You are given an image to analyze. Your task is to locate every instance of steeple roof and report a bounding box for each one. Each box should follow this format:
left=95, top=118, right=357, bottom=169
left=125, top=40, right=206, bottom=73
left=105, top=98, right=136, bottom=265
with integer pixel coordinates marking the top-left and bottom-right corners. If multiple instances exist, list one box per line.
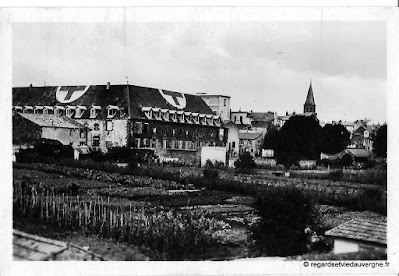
left=304, top=82, right=315, bottom=106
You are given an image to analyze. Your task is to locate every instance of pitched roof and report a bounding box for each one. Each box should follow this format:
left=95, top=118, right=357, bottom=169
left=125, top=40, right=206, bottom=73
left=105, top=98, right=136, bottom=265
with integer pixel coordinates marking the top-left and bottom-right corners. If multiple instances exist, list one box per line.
left=17, top=113, right=87, bottom=129
left=248, top=112, right=275, bottom=121
left=12, top=84, right=214, bottom=120
left=238, top=132, right=263, bottom=140
left=325, top=219, right=386, bottom=245
left=345, top=148, right=372, bottom=158
left=304, top=82, right=315, bottom=106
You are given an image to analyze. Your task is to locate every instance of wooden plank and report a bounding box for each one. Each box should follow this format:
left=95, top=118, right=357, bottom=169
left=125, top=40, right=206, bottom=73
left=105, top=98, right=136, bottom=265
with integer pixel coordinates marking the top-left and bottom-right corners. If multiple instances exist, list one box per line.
left=13, top=238, right=65, bottom=255
left=13, top=230, right=67, bottom=247
left=13, top=244, right=49, bottom=261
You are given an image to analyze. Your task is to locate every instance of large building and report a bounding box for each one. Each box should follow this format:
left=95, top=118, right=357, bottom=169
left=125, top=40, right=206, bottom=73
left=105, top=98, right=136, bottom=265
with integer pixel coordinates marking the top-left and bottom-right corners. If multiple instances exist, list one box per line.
left=196, top=93, right=231, bottom=121
left=12, top=84, right=227, bottom=164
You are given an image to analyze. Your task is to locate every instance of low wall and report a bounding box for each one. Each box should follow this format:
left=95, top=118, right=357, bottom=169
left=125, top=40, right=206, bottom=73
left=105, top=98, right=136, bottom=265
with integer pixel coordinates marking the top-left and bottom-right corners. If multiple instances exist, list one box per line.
left=200, top=146, right=227, bottom=167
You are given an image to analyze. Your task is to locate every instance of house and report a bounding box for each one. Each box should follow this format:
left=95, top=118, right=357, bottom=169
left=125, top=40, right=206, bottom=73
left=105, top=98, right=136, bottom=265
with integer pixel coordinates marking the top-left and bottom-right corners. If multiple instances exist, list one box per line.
left=322, top=148, right=374, bottom=163
left=238, top=131, right=263, bottom=156
left=325, top=219, right=386, bottom=255
left=196, top=93, right=231, bottom=121
left=13, top=83, right=227, bottom=165
left=224, top=121, right=240, bottom=157
left=13, top=113, right=89, bottom=148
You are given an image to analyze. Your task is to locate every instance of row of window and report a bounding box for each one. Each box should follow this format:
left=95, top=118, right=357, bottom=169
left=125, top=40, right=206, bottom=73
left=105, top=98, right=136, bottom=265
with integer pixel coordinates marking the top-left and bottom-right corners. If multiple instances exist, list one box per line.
left=142, top=107, right=222, bottom=127
left=133, top=138, right=217, bottom=150
left=133, top=121, right=222, bottom=138
left=13, top=105, right=122, bottom=119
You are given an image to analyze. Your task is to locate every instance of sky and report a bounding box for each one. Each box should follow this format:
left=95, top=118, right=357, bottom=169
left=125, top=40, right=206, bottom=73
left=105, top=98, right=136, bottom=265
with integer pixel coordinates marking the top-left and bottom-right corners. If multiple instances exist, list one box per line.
left=12, top=20, right=387, bottom=124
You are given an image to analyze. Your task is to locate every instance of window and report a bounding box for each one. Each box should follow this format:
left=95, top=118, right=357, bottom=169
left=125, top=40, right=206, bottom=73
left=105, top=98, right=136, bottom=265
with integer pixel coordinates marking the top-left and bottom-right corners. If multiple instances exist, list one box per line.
left=93, top=136, right=100, bottom=147
left=153, top=127, right=157, bottom=134
left=66, top=108, right=74, bottom=117
left=232, top=142, right=236, bottom=148
left=79, top=141, right=86, bottom=146
left=143, top=123, right=149, bottom=134
left=107, top=106, right=119, bottom=118
left=224, top=99, right=227, bottom=106
left=106, top=121, right=113, bottom=131
left=80, top=129, right=86, bottom=138
left=90, top=108, right=97, bottom=118
left=94, top=123, right=100, bottom=131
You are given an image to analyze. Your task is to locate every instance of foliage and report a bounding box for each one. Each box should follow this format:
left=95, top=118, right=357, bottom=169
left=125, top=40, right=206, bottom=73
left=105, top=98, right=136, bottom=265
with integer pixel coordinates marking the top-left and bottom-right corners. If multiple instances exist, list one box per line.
left=328, top=169, right=344, bottom=181
left=13, top=181, right=224, bottom=260
left=275, top=115, right=322, bottom=166
left=262, top=126, right=280, bottom=150
left=319, top=124, right=351, bottom=155
left=373, top=124, right=387, bottom=158
left=234, top=152, right=256, bottom=173
left=251, top=186, right=321, bottom=256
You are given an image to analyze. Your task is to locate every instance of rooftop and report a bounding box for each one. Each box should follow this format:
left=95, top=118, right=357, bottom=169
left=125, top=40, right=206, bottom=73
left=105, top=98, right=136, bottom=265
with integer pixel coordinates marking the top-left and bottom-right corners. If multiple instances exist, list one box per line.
left=238, top=132, right=263, bottom=140
left=17, top=113, right=87, bottom=129
left=325, top=219, right=386, bottom=245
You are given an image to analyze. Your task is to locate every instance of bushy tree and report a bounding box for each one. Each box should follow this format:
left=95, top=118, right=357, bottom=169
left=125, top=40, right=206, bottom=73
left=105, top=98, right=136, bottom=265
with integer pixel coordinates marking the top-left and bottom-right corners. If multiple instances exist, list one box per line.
left=262, top=126, right=279, bottom=150
left=251, top=187, right=321, bottom=256
left=275, top=115, right=322, bottom=165
left=373, top=124, right=387, bottom=158
left=234, top=152, right=256, bottom=173
left=319, top=124, right=350, bottom=154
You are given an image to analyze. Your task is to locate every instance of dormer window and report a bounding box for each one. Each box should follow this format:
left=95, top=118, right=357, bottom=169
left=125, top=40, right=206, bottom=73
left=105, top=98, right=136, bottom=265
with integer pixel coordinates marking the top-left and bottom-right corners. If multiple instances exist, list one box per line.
left=177, top=111, right=185, bottom=123
left=13, top=106, right=23, bottom=113
left=66, top=106, right=76, bottom=118
left=90, top=106, right=102, bottom=119
left=43, top=106, right=54, bottom=115
left=23, top=106, right=33, bottom=114
left=192, top=113, right=199, bottom=124
left=200, top=114, right=206, bottom=125
left=206, top=115, right=213, bottom=126
left=161, top=109, right=169, bottom=121
left=152, top=108, right=161, bottom=120
left=142, top=107, right=152, bottom=119
left=34, top=106, right=44, bottom=114
left=74, top=105, right=87, bottom=118
left=54, top=106, right=65, bottom=116
left=107, top=105, right=119, bottom=118
left=169, top=110, right=177, bottom=122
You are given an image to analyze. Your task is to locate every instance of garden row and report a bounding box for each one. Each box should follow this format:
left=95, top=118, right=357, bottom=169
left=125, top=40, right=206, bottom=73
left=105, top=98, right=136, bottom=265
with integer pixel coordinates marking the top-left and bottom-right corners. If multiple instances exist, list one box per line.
left=14, top=161, right=386, bottom=215
left=13, top=181, right=228, bottom=260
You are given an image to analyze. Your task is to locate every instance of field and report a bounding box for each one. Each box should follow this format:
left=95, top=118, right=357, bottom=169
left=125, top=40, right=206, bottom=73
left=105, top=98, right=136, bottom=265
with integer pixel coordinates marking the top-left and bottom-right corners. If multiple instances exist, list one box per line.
left=13, top=162, right=386, bottom=260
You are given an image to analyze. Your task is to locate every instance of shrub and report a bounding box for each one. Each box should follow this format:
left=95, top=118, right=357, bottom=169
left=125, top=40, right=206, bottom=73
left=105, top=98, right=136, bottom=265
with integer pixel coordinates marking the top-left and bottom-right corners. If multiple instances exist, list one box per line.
left=328, top=169, right=344, bottom=181
left=234, top=152, right=256, bottom=173
left=251, top=186, right=321, bottom=256
left=203, top=168, right=219, bottom=180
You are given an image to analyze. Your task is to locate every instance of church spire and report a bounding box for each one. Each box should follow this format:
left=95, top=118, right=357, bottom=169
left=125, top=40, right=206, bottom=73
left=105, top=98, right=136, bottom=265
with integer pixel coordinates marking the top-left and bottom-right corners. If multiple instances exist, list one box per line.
left=304, top=81, right=316, bottom=114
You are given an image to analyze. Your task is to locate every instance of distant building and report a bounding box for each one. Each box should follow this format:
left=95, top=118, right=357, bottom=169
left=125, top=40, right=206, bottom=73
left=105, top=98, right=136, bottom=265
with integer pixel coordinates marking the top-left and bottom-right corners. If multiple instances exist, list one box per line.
left=12, top=113, right=88, bottom=148
left=303, top=81, right=316, bottom=115
left=230, top=110, right=277, bottom=134
left=197, top=93, right=231, bottom=121
left=224, top=121, right=240, bottom=157
left=276, top=81, right=317, bottom=128
left=325, top=219, right=386, bottom=255
left=336, top=119, right=381, bottom=151
left=238, top=131, right=263, bottom=156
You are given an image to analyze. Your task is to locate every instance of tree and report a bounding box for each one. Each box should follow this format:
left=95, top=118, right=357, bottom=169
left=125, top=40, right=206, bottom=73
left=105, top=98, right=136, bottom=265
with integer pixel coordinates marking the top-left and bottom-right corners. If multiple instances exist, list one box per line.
left=262, top=126, right=280, bottom=150
left=319, top=124, right=351, bottom=154
left=373, top=124, right=387, bottom=158
left=275, top=115, right=322, bottom=165
left=234, top=152, right=256, bottom=173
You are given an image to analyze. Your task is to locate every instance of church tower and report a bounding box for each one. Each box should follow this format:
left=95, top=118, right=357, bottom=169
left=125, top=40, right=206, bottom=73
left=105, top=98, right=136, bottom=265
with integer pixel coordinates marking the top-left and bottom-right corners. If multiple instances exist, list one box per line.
left=303, top=81, right=316, bottom=114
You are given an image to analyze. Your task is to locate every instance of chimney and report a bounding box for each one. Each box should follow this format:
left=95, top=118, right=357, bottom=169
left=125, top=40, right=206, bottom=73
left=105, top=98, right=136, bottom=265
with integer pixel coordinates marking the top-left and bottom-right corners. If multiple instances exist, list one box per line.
left=286, top=111, right=288, bottom=116
left=29, top=84, right=33, bottom=92
left=106, top=82, right=110, bottom=89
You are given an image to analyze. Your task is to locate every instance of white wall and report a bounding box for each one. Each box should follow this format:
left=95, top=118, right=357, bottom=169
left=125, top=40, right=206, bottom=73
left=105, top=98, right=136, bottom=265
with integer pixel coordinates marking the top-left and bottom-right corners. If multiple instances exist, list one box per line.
left=41, top=127, right=83, bottom=147
left=333, top=239, right=359, bottom=254
left=200, top=146, right=226, bottom=167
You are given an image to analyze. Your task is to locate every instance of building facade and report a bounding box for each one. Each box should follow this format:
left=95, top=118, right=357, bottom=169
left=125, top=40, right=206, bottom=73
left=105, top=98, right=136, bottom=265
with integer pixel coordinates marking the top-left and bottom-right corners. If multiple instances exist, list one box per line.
left=197, top=93, right=231, bottom=121
left=13, top=84, right=227, bottom=164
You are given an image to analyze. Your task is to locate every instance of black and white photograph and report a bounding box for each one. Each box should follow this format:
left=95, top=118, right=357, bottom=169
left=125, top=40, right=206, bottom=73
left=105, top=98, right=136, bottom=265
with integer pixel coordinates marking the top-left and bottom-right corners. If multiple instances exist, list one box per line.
left=2, top=2, right=399, bottom=276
